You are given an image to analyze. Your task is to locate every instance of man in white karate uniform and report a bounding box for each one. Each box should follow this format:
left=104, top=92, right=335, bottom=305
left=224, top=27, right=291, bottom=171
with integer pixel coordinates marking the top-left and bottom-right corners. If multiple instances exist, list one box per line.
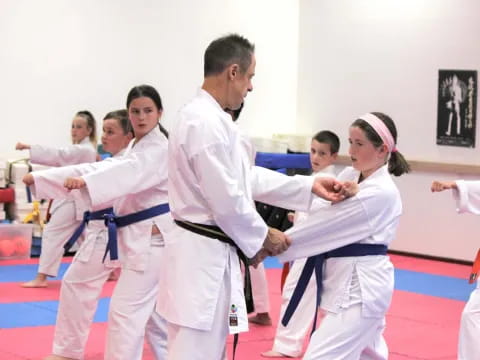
left=157, top=33, right=347, bottom=360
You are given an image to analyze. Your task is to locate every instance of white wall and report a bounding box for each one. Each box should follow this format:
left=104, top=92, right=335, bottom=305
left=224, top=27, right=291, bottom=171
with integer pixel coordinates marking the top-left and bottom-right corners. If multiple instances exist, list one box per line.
left=4, top=0, right=480, bottom=261
left=297, top=0, right=480, bottom=164
left=0, top=0, right=299, bottom=155
left=297, top=0, right=480, bottom=261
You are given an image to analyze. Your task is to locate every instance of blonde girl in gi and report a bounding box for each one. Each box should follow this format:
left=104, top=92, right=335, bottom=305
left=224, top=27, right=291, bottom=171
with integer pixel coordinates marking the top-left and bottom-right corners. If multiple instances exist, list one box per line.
left=16, top=110, right=97, bottom=288
left=276, top=112, right=410, bottom=359
left=25, top=85, right=170, bottom=360
left=431, top=179, right=480, bottom=360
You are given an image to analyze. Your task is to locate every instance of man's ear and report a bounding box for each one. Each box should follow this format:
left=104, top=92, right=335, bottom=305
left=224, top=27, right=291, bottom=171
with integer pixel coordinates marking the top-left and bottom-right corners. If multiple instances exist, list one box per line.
left=229, top=64, right=240, bottom=80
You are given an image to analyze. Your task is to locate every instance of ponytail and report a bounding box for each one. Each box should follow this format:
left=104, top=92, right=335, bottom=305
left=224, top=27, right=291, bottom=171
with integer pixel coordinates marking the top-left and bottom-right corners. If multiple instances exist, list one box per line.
left=388, top=150, right=410, bottom=176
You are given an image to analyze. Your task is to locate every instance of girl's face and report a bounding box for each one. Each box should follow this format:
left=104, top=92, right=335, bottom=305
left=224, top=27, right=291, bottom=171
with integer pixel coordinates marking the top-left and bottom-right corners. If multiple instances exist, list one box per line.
left=128, top=97, right=162, bottom=140
left=348, top=126, right=387, bottom=178
left=310, top=139, right=336, bottom=173
left=71, top=116, right=91, bottom=144
left=101, top=118, right=133, bottom=156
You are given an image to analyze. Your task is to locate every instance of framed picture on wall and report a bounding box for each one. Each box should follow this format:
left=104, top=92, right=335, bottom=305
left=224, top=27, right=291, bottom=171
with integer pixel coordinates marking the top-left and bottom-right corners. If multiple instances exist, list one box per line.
left=436, top=69, right=477, bottom=148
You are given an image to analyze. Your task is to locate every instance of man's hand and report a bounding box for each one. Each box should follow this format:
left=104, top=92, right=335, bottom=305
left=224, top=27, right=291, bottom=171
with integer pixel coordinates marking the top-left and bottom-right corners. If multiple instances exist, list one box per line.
left=263, top=227, right=291, bottom=256
left=312, top=177, right=348, bottom=202
left=250, top=248, right=270, bottom=268
left=64, top=177, right=86, bottom=190
left=16, top=142, right=31, bottom=150
left=330, top=180, right=359, bottom=204
left=23, top=173, right=34, bottom=186
left=431, top=180, right=457, bottom=192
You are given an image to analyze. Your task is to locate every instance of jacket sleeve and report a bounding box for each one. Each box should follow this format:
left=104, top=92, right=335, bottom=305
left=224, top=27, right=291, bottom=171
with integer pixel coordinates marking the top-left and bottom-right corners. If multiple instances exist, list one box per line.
left=82, top=147, right=167, bottom=210
left=30, top=143, right=96, bottom=166
left=250, top=166, right=314, bottom=212
left=278, top=185, right=398, bottom=262
left=454, top=180, right=480, bottom=215
left=31, top=161, right=103, bottom=201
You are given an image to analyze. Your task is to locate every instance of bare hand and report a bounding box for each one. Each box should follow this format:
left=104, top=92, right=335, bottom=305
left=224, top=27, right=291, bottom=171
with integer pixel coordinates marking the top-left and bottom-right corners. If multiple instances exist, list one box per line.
left=23, top=173, right=34, bottom=186
left=312, top=177, right=348, bottom=203
left=431, top=180, right=457, bottom=192
left=262, top=227, right=291, bottom=256
left=64, top=177, right=86, bottom=190
left=329, top=181, right=359, bottom=204
left=250, top=248, right=270, bottom=268
left=16, top=142, right=31, bottom=150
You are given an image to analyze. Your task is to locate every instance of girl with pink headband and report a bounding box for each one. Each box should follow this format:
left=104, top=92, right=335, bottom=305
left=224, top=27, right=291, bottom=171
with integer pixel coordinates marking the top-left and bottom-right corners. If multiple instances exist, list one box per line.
left=271, top=112, right=410, bottom=359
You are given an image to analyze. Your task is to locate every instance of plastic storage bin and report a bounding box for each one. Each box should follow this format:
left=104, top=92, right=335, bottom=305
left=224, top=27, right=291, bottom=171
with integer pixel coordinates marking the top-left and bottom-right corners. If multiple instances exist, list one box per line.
left=0, top=223, right=33, bottom=260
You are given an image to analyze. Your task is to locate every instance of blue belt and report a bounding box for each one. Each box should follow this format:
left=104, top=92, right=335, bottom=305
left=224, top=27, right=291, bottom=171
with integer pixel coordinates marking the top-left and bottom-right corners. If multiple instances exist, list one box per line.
left=102, top=203, right=170, bottom=262
left=64, top=207, right=114, bottom=253
left=281, top=243, right=388, bottom=333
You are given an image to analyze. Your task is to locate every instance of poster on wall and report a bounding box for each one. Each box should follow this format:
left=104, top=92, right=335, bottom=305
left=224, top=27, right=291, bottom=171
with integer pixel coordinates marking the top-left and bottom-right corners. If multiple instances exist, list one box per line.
left=436, top=69, right=477, bottom=148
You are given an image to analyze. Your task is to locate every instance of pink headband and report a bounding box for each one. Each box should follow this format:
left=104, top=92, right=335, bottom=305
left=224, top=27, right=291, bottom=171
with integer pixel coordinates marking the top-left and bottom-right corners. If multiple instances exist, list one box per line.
left=358, top=113, right=397, bottom=153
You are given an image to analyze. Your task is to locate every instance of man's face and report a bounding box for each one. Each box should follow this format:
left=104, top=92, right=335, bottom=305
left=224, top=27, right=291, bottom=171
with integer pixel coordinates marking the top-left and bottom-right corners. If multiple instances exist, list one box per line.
left=227, top=54, right=255, bottom=110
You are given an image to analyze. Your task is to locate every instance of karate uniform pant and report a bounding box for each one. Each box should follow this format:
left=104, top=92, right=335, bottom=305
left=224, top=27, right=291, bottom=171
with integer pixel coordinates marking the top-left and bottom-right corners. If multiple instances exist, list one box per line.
left=165, top=262, right=230, bottom=360
left=272, top=258, right=316, bottom=357
left=39, top=200, right=81, bottom=277
left=250, top=262, right=270, bottom=313
left=303, top=304, right=388, bottom=360
left=458, top=280, right=480, bottom=360
left=52, top=235, right=167, bottom=360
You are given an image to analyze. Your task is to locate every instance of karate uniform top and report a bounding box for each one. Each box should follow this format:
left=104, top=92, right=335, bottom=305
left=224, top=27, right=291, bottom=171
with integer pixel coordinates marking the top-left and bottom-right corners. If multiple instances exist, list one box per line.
left=278, top=165, right=402, bottom=318
left=29, top=137, right=97, bottom=220
left=32, top=127, right=173, bottom=271
left=454, top=180, right=480, bottom=215
left=157, top=88, right=315, bottom=334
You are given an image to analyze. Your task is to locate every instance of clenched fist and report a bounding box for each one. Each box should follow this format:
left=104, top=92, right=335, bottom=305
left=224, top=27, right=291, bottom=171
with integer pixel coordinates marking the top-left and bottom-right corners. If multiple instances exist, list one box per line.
left=23, top=173, right=34, bottom=186
left=16, top=142, right=31, bottom=150
left=64, top=177, right=86, bottom=190
left=431, top=180, right=457, bottom=192
left=263, top=227, right=291, bottom=256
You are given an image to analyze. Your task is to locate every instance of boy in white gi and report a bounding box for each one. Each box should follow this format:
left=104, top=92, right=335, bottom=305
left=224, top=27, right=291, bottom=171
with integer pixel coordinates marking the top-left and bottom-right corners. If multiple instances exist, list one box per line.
left=277, top=112, right=410, bottom=359
left=262, top=130, right=340, bottom=358
left=16, top=111, right=97, bottom=288
left=431, top=179, right=480, bottom=360
left=157, top=33, right=351, bottom=360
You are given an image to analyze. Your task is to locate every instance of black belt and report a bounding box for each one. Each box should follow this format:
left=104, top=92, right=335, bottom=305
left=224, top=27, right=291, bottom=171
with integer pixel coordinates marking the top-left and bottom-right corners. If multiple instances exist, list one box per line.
left=174, top=219, right=254, bottom=313
left=174, top=219, right=256, bottom=360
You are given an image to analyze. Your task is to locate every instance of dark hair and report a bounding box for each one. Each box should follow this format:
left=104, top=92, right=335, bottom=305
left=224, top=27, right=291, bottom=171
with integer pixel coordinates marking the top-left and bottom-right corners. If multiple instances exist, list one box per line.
left=352, top=112, right=410, bottom=176
left=76, top=110, right=97, bottom=145
left=312, top=130, right=340, bottom=154
left=103, top=109, right=133, bottom=135
left=204, top=34, right=255, bottom=77
left=224, top=102, right=244, bottom=122
left=126, top=85, right=168, bottom=138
